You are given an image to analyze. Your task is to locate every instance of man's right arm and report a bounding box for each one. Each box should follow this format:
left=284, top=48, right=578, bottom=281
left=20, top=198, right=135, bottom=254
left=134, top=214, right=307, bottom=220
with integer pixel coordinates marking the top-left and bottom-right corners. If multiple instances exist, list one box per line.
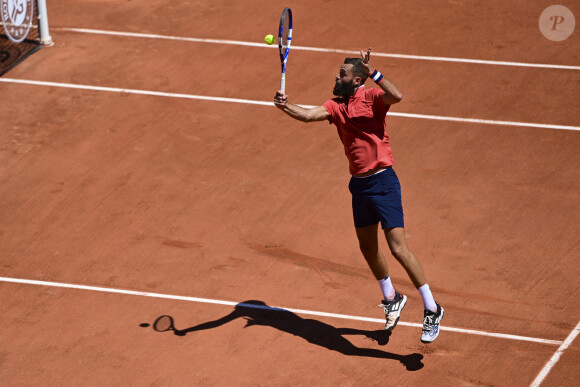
left=274, top=90, right=330, bottom=122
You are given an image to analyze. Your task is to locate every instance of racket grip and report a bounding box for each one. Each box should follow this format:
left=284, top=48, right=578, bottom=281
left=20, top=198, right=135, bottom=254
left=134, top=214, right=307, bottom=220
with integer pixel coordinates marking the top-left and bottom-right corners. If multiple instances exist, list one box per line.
left=280, top=73, right=286, bottom=93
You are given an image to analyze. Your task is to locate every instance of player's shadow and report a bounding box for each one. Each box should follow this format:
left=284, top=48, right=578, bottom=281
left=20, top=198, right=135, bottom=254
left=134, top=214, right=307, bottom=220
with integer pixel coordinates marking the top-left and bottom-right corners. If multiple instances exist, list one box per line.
left=151, top=300, right=423, bottom=371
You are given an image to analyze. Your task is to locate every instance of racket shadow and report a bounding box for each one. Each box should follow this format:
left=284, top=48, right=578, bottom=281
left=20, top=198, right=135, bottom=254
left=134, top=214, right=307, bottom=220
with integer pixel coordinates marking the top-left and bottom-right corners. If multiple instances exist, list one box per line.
left=149, top=300, right=424, bottom=371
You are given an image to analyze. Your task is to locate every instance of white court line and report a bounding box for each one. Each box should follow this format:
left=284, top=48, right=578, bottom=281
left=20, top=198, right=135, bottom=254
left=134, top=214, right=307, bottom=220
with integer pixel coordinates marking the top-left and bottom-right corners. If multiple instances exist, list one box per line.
left=530, top=321, right=580, bottom=386
left=0, top=276, right=564, bottom=346
left=0, top=78, right=271, bottom=106
left=55, top=27, right=580, bottom=71
left=386, top=112, right=580, bottom=131
left=1, top=78, right=579, bottom=132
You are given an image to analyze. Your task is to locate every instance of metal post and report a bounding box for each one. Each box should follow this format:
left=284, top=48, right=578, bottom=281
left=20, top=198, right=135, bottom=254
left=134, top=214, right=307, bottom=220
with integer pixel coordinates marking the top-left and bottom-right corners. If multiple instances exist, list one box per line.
left=36, top=0, right=53, bottom=46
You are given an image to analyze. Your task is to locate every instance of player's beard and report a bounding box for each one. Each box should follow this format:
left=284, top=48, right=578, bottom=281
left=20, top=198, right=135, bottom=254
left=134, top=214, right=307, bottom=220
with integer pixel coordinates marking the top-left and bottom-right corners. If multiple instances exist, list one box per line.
left=333, top=79, right=356, bottom=97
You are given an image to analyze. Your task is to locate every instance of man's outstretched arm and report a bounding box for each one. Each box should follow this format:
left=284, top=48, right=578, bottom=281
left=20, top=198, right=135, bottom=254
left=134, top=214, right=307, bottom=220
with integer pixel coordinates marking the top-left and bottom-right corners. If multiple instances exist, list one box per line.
left=274, top=90, right=330, bottom=122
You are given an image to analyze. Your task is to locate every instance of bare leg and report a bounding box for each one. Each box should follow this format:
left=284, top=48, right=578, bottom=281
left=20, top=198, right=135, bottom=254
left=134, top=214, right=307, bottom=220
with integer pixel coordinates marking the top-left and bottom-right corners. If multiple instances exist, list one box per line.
left=355, top=223, right=389, bottom=280
left=384, top=227, right=426, bottom=288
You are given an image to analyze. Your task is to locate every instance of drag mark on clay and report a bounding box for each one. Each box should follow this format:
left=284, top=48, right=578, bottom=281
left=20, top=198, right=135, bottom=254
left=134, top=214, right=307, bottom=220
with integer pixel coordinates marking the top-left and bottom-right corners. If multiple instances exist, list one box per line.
left=161, top=239, right=202, bottom=249
left=249, top=243, right=369, bottom=287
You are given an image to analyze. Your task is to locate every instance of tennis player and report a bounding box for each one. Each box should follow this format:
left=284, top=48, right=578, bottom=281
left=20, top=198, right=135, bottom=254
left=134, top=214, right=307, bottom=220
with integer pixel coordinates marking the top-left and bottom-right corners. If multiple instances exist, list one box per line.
left=273, top=48, right=444, bottom=343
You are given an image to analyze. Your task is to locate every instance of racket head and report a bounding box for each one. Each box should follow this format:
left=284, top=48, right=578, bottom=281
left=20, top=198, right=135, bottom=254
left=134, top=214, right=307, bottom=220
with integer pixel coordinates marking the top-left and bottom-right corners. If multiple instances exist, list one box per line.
left=278, top=7, right=293, bottom=64
left=153, top=315, right=175, bottom=332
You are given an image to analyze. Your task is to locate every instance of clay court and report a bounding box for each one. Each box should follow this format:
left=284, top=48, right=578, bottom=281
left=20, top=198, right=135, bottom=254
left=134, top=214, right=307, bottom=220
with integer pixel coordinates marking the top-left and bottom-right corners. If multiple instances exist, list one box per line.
left=1, top=0, right=579, bottom=385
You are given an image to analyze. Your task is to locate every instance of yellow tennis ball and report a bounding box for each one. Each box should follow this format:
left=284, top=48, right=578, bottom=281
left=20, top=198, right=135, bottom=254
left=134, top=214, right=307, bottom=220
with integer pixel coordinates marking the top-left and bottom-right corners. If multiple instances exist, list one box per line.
left=265, top=34, right=275, bottom=45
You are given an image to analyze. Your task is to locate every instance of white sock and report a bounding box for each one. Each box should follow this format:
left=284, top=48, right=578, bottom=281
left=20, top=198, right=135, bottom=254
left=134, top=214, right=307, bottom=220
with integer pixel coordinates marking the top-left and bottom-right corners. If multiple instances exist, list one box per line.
left=418, top=283, right=438, bottom=313
left=378, top=276, right=396, bottom=301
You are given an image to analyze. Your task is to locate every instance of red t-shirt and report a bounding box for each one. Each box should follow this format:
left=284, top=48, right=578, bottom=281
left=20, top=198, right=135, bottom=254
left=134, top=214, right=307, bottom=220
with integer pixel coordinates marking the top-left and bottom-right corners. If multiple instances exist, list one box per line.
left=323, top=86, right=395, bottom=175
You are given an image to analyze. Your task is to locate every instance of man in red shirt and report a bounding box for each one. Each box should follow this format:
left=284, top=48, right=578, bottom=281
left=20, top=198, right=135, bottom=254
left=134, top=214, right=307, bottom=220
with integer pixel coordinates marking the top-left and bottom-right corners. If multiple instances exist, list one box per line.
left=274, top=48, right=444, bottom=343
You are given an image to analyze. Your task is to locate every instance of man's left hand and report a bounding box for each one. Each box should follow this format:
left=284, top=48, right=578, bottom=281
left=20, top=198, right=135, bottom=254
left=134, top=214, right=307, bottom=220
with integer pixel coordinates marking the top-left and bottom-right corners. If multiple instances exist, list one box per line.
left=360, top=47, right=373, bottom=75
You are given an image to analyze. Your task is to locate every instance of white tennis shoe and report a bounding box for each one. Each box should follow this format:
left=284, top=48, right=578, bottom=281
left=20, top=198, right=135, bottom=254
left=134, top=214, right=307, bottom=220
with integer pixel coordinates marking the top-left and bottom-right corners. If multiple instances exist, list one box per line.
left=421, top=303, right=444, bottom=343
left=379, top=292, right=407, bottom=331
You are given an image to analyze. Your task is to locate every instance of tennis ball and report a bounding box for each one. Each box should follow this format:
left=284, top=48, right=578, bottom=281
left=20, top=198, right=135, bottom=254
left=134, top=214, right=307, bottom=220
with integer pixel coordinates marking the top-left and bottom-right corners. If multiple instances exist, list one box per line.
left=265, top=34, right=275, bottom=45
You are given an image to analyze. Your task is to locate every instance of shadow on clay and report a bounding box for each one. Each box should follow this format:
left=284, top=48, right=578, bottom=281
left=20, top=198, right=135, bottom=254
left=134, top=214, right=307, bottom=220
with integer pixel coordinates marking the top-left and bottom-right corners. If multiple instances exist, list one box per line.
left=141, top=300, right=424, bottom=371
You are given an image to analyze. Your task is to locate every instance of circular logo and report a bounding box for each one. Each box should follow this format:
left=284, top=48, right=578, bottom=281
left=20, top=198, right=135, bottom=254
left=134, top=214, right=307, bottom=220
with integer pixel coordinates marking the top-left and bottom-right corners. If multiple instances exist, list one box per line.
left=1, top=0, right=34, bottom=43
left=539, top=5, right=575, bottom=41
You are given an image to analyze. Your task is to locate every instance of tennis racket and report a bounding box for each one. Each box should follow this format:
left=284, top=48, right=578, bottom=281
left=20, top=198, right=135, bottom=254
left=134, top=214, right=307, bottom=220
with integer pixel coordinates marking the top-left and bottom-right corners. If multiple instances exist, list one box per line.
left=278, top=7, right=293, bottom=93
left=153, top=315, right=175, bottom=332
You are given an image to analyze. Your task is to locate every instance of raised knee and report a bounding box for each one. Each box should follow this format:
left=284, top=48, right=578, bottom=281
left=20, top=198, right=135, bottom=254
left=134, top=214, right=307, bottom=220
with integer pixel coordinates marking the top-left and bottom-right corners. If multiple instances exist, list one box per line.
left=390, top=245, right=409, bottom=261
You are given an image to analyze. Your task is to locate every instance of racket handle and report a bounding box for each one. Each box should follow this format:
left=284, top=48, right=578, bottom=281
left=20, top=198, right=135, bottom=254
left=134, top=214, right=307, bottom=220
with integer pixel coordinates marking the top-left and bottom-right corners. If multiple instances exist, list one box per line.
left=280, top=73, right=286, bottom=93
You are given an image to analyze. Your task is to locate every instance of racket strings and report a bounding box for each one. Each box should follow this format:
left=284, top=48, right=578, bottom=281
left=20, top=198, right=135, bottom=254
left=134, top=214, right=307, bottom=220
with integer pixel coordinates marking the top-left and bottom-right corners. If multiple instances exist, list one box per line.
left=281, top=18, right=290, bottom=50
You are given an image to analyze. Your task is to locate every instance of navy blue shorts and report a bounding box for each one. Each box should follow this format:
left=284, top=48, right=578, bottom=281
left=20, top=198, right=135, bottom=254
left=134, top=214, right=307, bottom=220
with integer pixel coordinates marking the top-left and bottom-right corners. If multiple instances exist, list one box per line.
left=348, top=167, right=404, bottom=229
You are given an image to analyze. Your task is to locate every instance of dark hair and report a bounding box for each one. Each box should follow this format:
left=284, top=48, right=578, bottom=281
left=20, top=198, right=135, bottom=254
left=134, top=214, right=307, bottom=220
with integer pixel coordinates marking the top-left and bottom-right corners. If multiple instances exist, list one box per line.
left=344, top=58, right=368, bottom=84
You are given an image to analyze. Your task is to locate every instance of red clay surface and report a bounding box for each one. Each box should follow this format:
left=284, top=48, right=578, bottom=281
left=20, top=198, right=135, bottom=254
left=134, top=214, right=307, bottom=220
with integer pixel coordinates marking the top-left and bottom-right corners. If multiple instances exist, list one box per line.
left=1, top=0, right=579, bottom=385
